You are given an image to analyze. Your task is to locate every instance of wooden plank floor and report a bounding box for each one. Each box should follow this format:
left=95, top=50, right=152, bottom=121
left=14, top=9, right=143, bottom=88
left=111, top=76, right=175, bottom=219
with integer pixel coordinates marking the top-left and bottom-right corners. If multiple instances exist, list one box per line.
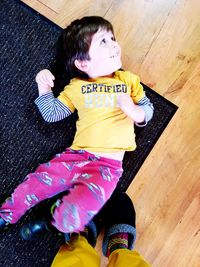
left=21, top=1, right=200, bottom=266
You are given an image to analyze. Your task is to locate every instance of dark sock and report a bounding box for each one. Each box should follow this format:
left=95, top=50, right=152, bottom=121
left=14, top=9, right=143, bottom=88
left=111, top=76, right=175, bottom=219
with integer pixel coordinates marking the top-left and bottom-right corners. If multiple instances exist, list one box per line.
left=107, top=232, right=129, bottom=257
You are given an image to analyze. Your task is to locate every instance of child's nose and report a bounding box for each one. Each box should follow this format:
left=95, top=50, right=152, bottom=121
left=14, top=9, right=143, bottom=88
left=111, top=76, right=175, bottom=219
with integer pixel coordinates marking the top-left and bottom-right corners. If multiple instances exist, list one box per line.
left=113, top=42, right=120, bottom=53
left=111, top=41, right=118, bottom=50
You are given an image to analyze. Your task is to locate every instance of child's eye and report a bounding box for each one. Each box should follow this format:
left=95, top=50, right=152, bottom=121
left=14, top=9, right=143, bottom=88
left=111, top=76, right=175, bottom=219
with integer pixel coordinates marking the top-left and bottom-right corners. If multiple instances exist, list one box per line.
left=100, top=38, right=106, bottom=45
left=111, top=36, right=115, bottom=41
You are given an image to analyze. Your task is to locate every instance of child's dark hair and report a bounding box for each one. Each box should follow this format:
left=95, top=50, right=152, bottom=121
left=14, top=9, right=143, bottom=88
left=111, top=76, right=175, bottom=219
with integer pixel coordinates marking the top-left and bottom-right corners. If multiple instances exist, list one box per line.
left=51, top=16, right=114, bottom=90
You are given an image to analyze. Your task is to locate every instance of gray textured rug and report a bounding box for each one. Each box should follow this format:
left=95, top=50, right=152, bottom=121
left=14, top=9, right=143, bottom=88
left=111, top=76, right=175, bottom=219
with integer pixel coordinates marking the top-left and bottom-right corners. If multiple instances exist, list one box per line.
left=0, top=0, right=178, bottom=266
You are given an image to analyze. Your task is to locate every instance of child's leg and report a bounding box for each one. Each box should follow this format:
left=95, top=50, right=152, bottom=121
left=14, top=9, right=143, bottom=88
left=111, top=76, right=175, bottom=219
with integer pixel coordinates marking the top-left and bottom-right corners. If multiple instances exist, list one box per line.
left=0, top=149, right=89, bottom=224
left=0, top=172, right=69, bottom=223
left=51, top=156, right=123, bottom=233
left=51, top=235, right=100, bottom=267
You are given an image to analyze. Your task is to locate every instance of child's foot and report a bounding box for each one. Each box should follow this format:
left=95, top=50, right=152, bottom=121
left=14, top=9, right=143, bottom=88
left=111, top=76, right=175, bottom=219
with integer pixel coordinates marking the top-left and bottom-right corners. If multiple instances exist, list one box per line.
left=20, top=220, right=50, bottom=240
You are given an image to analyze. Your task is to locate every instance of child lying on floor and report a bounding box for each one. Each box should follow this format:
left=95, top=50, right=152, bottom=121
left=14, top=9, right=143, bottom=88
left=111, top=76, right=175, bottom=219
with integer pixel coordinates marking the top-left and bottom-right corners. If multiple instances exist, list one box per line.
left=0, top=16, right=154, bottom=235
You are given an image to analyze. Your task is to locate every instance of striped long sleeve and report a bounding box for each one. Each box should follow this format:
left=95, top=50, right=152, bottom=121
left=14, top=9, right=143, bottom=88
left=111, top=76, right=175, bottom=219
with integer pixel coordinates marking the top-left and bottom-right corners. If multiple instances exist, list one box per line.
left=34, top=92, right=72, bottom=122
left=135, top=95, right=154, bottom=127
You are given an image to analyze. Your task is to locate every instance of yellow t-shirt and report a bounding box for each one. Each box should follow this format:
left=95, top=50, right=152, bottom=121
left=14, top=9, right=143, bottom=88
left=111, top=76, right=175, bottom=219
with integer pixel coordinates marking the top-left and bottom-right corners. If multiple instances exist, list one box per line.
left=58, top=70, right=145, bottom=153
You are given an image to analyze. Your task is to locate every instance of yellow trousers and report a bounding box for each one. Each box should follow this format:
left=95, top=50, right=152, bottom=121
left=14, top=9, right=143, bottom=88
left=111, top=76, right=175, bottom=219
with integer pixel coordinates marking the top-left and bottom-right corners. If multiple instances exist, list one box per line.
left=51, top=236, right=151, bottom=267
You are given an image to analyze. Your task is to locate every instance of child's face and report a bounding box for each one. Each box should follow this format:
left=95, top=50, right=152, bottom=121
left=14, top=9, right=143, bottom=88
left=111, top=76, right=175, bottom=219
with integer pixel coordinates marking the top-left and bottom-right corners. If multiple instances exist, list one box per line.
left=86, top=29, right=122, bottom=78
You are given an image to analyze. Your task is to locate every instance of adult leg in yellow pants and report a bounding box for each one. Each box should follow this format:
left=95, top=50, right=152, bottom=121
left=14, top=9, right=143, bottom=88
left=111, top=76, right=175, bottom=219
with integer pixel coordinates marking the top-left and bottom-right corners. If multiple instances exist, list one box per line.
left=51, top=192, right=151, bottom=267
left=51, top=235, right=100, bottom=267
left=51, top=235, right=151, bottom=267
left=108, top=249, right=151, bottom=267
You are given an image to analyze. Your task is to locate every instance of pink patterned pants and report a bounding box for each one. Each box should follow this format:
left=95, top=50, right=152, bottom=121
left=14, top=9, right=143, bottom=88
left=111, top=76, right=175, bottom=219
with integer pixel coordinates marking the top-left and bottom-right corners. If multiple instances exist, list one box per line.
left=0, top=149, right=123, bottom=233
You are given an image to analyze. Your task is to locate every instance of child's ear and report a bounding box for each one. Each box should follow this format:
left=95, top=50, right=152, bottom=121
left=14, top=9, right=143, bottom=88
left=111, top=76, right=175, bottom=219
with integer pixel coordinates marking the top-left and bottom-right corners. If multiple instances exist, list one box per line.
left=74, top=59, right=90, bottom=72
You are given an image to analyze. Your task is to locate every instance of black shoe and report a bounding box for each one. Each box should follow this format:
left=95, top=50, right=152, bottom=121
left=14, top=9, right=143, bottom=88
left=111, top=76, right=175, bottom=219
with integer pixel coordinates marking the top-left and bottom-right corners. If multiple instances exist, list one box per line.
left=20, top=220, right=49, bottom=240
left=101, top=192, right=136, bottom=256
left=102, top=192, right=136, bottom=227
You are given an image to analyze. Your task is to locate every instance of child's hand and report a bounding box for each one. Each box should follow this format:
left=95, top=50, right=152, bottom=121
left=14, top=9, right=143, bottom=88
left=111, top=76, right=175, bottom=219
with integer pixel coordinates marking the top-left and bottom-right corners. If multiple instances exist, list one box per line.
left=35, top=69, right=55, bottom=95
left=117, top=94, right=145, bottom=123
